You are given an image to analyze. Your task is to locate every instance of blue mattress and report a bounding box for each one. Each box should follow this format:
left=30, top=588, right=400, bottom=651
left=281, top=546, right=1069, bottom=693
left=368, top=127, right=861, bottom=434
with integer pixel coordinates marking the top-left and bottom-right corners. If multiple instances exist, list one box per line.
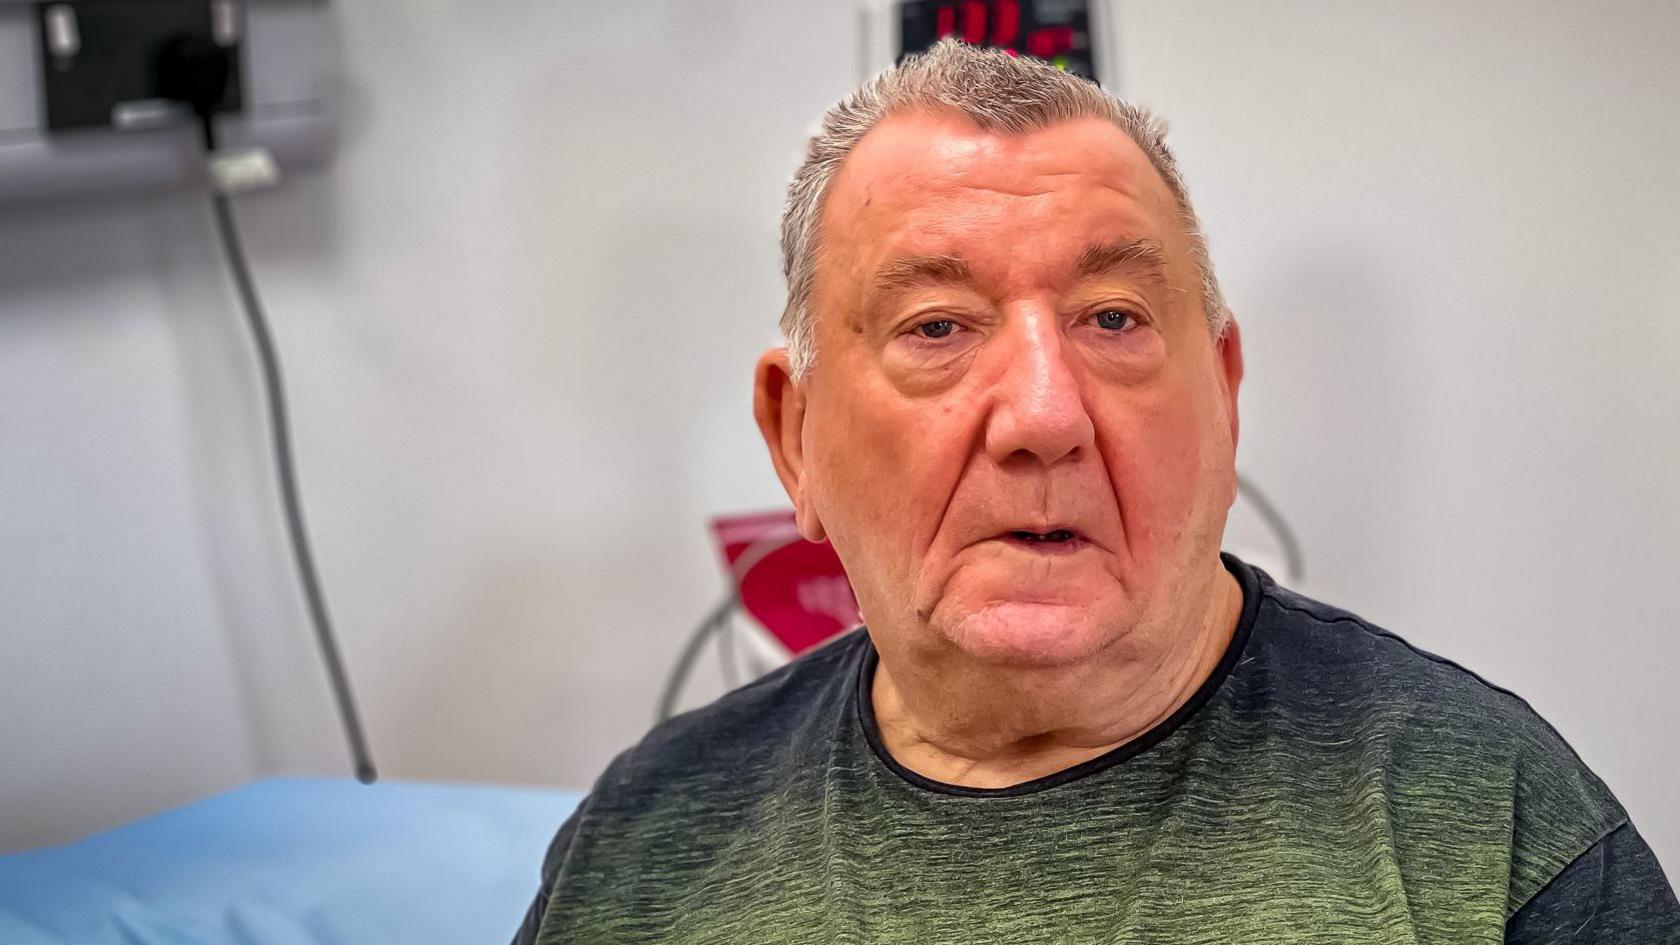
left=0, top=778, right=582, bottom=945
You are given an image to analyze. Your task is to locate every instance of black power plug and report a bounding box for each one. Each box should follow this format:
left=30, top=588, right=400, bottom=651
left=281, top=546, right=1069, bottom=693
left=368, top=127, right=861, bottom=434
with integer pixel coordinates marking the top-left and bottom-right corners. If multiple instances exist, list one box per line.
left=155, top=34, right=232, bottom=150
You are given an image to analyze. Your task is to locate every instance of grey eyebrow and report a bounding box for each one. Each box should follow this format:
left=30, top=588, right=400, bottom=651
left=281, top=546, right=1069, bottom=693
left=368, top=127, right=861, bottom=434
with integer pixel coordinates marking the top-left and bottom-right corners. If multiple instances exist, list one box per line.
left=1076, top=238, right=1170, bottom=286
left=870, top=254, right=974, bottom=292
left=866, top=238, right=1168, bottom=296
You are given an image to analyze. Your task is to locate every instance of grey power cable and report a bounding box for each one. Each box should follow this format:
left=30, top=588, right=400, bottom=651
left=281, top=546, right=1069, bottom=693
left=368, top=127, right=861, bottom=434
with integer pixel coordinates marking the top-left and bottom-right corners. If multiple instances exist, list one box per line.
left=1236, top=472, right=1305, bottom=584
left=715, top=604, right=742, bottom=691
left=657, top=595, right=738, bottom=724
left=157, top=31, right=377, bottom=783
left=209, top=189, right=378, bottom=784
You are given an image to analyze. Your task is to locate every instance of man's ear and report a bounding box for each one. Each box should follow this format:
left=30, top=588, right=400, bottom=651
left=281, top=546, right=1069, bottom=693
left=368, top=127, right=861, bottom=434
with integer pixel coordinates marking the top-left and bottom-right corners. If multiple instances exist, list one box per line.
left=753, top=348, right=826, bottom=543
left=1216, top=310, right=1244, bottom=449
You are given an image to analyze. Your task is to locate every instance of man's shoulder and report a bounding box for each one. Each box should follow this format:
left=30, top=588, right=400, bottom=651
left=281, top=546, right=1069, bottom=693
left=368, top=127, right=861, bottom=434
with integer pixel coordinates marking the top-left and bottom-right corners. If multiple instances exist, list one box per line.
left=1242, top=572, right=1627, bottom=818
left=1251, top=576, right=1576, bottom=745
left=591, top=628, right=866, bottom=806
left=1245, top=574, right=1630, bottom=913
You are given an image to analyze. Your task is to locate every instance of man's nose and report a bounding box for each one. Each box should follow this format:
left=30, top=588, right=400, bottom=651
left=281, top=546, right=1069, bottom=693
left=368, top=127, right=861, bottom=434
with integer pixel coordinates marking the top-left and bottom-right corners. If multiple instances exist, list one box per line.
left=982, top=311, right=1096, bottom=467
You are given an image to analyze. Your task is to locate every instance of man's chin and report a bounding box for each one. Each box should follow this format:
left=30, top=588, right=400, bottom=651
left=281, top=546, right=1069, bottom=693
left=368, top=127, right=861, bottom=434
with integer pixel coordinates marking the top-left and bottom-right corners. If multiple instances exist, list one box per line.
left=938, top=599, right=1125, bottom=668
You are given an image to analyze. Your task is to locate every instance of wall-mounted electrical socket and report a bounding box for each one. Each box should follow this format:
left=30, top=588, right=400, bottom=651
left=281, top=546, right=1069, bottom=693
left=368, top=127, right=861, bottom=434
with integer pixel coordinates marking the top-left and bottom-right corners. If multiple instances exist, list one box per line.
left=0, top=0, right=333, bottom=204
left=36, top=0, right=244, bottom=132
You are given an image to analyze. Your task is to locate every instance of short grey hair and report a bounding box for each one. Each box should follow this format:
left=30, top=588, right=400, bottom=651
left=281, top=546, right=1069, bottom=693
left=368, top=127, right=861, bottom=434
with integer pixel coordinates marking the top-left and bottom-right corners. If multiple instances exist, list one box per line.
left=778, top=38, right=1227, bottom=378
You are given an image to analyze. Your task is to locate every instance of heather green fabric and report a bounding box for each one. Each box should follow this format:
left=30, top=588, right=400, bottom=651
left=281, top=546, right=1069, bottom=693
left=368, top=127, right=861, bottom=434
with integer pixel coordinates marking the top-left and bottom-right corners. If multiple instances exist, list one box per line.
left=515, top=556, right=1678, bottom=943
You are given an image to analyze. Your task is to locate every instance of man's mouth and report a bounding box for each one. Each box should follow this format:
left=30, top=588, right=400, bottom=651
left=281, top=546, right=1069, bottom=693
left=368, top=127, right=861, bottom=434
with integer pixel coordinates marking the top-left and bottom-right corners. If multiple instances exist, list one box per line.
left=1009, top=529, right=1076, bottom=543
left=999, top=527, right=1085, bottom=550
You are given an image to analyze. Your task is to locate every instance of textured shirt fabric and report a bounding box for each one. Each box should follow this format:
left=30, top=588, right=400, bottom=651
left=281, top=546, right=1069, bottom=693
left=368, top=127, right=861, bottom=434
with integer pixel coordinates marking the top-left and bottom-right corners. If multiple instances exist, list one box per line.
left=514, top=555, right=1680, bottom=943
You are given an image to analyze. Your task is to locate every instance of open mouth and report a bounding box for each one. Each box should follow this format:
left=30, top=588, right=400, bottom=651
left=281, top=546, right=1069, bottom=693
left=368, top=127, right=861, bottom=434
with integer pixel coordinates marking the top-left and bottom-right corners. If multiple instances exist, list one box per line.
left=1009, top=529, right=1077, bottom=543
left=999, top=528, right=1085, bottom=551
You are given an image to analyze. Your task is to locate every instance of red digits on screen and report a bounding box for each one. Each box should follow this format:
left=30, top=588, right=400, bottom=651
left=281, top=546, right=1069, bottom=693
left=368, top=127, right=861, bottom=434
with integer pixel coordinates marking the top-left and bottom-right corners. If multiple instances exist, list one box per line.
left=1026, top=25, right=1074, bottom=59
left=991, top=0, right=1020, bottom=47
left=961, top=1, right=987, bottom=45
left=936, top=1, right=1071, bottom=61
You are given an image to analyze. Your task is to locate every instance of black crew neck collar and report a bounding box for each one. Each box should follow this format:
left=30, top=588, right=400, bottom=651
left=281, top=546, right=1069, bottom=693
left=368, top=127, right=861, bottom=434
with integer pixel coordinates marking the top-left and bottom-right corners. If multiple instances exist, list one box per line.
left=854, top=551, right=1263, bottom=798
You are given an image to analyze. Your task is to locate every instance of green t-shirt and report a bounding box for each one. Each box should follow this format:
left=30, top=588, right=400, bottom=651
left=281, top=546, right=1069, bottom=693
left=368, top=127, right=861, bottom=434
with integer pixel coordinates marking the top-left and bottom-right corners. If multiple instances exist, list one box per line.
left=515, top=556, right=1679, bottom=943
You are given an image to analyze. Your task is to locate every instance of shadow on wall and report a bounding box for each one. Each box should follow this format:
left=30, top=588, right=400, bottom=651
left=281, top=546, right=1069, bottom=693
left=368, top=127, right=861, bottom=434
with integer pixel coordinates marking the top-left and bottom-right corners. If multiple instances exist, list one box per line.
left=374, top=208, right=773, bottom=787
left=1232, top=231, right=1439, bottom=600
left=0, top=173, right=350, bottom=780
left=150, top=174, right=354, bottom=777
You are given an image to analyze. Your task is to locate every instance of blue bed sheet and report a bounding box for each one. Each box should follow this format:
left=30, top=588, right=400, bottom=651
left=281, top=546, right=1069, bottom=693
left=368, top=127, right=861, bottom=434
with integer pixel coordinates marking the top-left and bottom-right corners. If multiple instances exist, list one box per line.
left=0, top=778, right=582, bottom=945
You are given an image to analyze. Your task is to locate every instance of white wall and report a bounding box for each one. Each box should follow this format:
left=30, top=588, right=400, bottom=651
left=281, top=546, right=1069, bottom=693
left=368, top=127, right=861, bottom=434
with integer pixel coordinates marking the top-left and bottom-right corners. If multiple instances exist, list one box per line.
left=1, top=0, right=1674, bottom=875
left=0, top=0, right=853, bottom=852
left=1112, top=0, right=1680, bottom=866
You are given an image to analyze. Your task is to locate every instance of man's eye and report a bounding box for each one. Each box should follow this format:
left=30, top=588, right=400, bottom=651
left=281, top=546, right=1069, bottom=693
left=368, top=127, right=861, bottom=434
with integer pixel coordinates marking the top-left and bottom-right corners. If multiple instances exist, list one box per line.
left=915, top=319, right=957, bottom=339
left=1093, top=309, right=1135, bottom=331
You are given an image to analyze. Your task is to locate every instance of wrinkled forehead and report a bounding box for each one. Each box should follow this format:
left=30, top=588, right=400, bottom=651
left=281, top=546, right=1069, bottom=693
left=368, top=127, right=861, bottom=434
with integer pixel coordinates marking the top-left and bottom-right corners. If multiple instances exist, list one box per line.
left=815, top=112, right=1189, bottom=301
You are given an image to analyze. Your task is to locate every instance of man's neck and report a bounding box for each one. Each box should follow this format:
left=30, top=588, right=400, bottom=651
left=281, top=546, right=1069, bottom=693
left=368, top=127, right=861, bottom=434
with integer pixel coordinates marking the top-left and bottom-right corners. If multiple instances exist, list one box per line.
left=869, top=563, right=1245, bottom=790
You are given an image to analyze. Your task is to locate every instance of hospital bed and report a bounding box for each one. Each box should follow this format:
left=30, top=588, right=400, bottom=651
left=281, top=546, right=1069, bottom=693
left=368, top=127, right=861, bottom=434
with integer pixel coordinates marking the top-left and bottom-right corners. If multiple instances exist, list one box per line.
left=0, top=778, right=581, bottom=944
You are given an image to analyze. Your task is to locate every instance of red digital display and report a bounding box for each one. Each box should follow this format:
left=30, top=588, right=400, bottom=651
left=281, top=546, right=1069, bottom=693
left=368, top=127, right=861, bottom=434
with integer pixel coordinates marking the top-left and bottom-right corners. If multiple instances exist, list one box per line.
left=903, top=0, right=1097, bottom=81
left=1026, top=25, right=1073, bottom=60
left=990, top=0, right=1020, bottom=48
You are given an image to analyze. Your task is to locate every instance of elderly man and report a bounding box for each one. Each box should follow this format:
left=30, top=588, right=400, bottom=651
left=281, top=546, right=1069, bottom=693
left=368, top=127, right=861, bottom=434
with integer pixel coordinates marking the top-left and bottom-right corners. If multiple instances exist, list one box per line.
left=514, top=41, right=1678, bottom=943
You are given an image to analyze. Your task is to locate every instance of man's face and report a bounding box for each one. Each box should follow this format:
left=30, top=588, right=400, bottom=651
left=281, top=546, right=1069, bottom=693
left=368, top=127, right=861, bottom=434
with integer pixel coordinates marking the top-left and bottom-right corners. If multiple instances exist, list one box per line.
left=759, top=112, right=1243, bottom=669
